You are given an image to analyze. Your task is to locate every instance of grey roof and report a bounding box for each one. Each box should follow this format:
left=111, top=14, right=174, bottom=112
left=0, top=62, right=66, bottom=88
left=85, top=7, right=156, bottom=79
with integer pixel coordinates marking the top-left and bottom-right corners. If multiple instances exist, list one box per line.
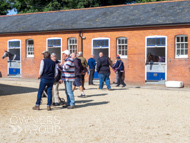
left=0, top=1, right=190, bottom=34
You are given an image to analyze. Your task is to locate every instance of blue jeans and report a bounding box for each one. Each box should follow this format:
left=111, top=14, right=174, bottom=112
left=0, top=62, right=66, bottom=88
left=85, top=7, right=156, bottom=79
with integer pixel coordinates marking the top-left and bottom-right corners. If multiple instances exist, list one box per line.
left=64, top=81, right=75, bottom=106
left=36, top=78, right=54, bottom=106
left=98, top=73, right=111, bottom=89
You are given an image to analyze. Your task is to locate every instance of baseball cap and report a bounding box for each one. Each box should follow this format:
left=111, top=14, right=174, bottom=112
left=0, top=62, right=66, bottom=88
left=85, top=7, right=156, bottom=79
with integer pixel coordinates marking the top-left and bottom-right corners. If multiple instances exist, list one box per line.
left=41, top=50, right=48, bottom=54
left=62, top=50, right=70, bottom=55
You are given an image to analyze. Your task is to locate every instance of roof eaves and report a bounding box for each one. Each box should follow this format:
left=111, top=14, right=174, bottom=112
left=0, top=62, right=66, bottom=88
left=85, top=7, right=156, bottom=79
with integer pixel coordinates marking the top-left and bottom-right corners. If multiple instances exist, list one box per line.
left=0, top=22, right=190, bottom=35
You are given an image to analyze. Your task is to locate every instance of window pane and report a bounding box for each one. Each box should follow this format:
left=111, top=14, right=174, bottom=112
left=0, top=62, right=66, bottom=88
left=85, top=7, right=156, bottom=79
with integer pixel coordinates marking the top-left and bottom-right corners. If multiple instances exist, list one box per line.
left=181, top=49, right=184, bottom=55
left=104, top=40, right=108, bottom=47
left=152, top=38, right=156, bottom=45
left=181, top=37, right=184, bottom=42
left=177, top=50, right=180, bottom=55
left=181, top=44, right=184, bottom=49
left=118, top=39, right=121, bottom=44
left=157, top=38, right=161, bottom=45
left=185, top=43, right=188, bottom=49
left=185, top=36, right=188, bottom=42
left=125, top=50, right=127, bottom=55
left=161, top=38, right=165, bottom=45
left=177, top=37, right=180, bottom=42
left=185, top=49, right=188, bottom=55
left=177, top=44, right=180, bottom=49
left=125, top=39, right=127, bottom=44
left=147, top=39, right=151, bottom=46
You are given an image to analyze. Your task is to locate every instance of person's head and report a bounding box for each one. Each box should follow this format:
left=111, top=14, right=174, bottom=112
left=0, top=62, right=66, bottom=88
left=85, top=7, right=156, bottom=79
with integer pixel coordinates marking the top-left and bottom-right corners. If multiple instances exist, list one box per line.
left=44, top=52, right=51, bottom=59
left=78, top=51, right=82, bottom=57
left=91, top=55, right=95, bottom=59
left=51, top=53, right=57, bottom=62
left=71, top=52, right=76, bottom=60
left=117, top=56, right=121, bottom=60
left=99, top=52, right=103, bottom=57
left=62, top=50, right=70, bottom=60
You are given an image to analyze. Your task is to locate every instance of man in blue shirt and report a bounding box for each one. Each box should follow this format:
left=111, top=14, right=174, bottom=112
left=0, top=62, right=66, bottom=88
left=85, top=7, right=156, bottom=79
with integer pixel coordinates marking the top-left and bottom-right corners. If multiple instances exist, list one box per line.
left=88, top=55, right=96, bottom=85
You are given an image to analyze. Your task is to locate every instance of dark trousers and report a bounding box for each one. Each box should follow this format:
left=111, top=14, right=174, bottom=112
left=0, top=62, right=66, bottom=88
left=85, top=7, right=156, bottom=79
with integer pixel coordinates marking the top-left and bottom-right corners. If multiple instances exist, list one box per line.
left=89, top=68, right=95, bottom=85
left=117, top=71, right=125, bottom=86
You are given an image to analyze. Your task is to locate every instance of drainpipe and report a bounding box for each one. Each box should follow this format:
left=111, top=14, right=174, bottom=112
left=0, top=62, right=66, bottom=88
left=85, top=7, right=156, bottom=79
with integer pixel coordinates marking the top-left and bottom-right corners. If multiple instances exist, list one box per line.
left=79, top=30, right=83, bottom=56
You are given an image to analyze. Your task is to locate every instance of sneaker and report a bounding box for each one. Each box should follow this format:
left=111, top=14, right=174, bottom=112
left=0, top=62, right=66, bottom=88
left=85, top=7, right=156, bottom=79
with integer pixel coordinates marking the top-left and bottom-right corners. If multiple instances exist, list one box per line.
left=62, top=105, right=69, bottom=108
left=32, top=106, right=40, bottom=110
left=47, top=106, right=51, bottom=111
left=107, top=88, right=112, bottom=91
left=67, top=105, right=75, bottom=109
left=78, top=94, right=87, bottom=98
left=53, top=103, right=60, bottom=106
left=122, top=84, right=126, bottom=87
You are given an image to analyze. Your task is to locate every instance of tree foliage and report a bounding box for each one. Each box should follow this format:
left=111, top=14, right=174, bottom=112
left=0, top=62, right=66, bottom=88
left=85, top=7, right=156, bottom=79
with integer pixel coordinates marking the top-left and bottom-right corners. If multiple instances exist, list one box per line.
left=0, top=0, right=11, bottom=15
left=0, top=0, right=166, bottom=15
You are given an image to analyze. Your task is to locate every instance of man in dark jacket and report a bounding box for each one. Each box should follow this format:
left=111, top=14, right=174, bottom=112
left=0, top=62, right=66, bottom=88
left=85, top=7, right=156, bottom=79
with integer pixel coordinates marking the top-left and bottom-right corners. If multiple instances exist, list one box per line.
left=71, top=53, right=86, bottom=98
left=97, top=52, right=111, bottom=90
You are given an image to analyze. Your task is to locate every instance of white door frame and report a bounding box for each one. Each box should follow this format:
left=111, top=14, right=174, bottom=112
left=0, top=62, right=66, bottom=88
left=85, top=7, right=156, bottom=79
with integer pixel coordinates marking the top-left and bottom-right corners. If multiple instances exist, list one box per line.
left=7, top=39, right=21, bottom=77
left=145, top=36, right=167, bottom=81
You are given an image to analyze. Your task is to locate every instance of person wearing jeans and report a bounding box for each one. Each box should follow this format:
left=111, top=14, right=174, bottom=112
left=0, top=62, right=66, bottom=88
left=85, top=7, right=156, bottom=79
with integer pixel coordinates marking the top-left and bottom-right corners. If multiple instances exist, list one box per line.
left=98, top=73, right=111, bottom=89
left=97, top=52, right=111, bottom=90
left=58, top=50, right=76, bottom=109
left=33, top=51, right=58, bottom=111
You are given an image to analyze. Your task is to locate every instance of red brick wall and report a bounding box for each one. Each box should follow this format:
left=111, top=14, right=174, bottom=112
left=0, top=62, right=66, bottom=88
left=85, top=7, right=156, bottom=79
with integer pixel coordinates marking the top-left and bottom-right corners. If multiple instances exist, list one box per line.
left=0, top=25, right=190, bottom=85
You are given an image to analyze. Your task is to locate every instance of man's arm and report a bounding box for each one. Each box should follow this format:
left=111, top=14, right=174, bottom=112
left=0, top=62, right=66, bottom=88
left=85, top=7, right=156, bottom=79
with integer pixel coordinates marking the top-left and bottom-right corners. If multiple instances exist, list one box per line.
left=96, top=60, right=101, bottom=73
left=38, top=60, right=44, bottom=79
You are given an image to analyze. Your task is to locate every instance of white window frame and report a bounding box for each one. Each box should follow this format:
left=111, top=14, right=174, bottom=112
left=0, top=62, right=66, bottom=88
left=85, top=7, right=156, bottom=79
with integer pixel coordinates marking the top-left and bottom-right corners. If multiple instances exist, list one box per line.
left=68, top=38, right=77, bottom=54
left=91, top=37, right=110, bottom=57
left=117, top=37, right=127, bottom=58
left=26, top=39, right=34, bottom=58
left=175, top=35, right=188, bottom=58
left=46, top=38, right=62, bottom=62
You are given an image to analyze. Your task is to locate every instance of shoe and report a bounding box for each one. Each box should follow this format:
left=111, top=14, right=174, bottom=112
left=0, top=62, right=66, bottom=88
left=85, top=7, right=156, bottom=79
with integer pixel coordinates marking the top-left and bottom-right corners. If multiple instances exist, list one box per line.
left=67, top=105, right=75, bottom=109
left=32, top=106, right=40, bottom=110
left=107, top=88, right=112, bottom=91
left=122, top=84, right=126, bottom=87
left=116, top=85, right=119, bottom=87
left=83, top=87, right=86, bottom=90
left=62, top=105, right=69, bottom=108
left=78, top=94, right=87, bottom=98
left=47, top=106, right=51, bottom=111
left=53, top=103, right=60, bottom=106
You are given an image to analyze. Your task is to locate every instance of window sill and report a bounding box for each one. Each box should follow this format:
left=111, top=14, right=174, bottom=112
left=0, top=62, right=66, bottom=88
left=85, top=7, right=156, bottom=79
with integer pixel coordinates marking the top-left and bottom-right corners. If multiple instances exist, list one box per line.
left=175, top=56, right=188, bottom=59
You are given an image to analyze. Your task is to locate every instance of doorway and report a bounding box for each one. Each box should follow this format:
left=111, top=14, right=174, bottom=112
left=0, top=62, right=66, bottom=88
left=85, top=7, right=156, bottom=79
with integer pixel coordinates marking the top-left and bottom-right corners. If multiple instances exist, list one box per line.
left=92, top=38, right=110, bottom=79
left=8, top=40, right=21, bottom=77
left=145, top=36, right=167, bottom=83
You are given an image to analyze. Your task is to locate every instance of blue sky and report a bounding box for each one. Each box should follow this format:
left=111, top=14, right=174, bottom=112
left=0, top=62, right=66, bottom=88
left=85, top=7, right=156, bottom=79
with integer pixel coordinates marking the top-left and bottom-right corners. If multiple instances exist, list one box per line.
left=7, top=9, right=17, bottom=15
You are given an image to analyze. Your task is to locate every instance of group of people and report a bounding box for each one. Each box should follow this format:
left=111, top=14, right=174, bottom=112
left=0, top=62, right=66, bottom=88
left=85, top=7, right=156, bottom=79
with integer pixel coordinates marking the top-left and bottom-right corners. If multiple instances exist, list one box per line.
left=32, top=50, right=126, bottom=111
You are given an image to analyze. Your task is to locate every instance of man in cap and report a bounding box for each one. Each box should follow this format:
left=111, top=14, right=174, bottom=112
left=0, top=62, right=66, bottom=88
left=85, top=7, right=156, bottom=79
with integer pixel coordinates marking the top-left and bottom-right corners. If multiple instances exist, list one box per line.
left=58, top=50, right=76, bottom=109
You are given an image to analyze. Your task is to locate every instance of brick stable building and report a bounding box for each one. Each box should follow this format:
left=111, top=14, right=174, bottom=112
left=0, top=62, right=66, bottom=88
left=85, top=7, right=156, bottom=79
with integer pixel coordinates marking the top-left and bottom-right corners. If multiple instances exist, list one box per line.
left=0, top=0, right=190, bottom=85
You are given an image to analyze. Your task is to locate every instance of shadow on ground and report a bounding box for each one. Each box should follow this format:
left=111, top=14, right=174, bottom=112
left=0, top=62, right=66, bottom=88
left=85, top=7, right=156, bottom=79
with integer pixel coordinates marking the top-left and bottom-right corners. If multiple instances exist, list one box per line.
left=53, top=100, right=109, bottom=110
left=0, top=83, right=38, bottom=96
left=87, top=93, right=107, bottom=97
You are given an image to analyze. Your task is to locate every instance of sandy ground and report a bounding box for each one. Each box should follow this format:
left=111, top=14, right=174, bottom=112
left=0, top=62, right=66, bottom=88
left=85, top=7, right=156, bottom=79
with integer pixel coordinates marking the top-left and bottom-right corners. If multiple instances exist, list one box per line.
left=0, top=78, right=190, bottom=143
